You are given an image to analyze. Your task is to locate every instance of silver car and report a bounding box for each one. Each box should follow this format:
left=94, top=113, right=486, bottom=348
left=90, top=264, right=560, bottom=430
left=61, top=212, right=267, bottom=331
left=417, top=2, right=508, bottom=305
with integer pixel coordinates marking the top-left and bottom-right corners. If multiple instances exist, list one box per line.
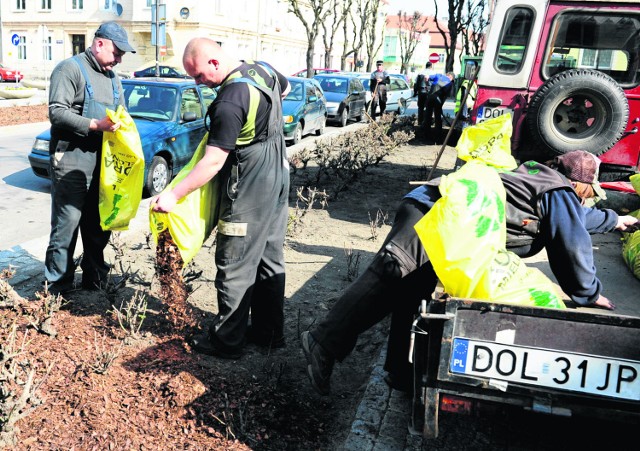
left=346, top=72, right=413, bottom=114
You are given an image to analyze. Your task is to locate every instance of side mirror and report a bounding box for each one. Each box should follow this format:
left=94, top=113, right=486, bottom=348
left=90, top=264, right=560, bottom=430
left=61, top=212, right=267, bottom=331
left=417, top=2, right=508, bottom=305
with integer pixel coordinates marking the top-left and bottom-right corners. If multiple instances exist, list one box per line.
left=308, top=95, right=318, bottom=103
left=464, top=62, right=478, bottom=81
left=182, top=111, right=197, bottom=122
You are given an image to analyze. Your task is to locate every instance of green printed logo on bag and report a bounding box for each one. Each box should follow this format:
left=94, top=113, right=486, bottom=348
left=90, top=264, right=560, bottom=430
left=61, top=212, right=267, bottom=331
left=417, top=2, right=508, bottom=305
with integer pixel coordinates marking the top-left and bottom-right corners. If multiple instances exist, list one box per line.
left=99, top=105, right=145, bottom=231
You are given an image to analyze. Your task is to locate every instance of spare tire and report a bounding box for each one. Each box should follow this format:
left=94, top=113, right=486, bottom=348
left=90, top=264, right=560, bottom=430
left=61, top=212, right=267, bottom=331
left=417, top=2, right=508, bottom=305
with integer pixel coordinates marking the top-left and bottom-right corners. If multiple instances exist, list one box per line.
left=527, top=69, right=628, bottom=156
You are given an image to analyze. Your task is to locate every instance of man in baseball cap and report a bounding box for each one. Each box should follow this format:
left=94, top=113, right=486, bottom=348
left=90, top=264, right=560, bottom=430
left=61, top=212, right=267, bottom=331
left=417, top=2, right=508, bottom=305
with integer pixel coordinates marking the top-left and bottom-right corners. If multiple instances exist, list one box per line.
left=550, top=150, right=607, bottom=205
left=95, top=21, right=136, bottom=53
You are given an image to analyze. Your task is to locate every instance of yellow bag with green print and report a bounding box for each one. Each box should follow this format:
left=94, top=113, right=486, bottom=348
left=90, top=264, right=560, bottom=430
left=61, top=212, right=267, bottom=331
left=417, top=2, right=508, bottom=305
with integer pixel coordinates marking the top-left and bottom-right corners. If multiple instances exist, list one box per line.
left=414, top=160, right=564, bottom=308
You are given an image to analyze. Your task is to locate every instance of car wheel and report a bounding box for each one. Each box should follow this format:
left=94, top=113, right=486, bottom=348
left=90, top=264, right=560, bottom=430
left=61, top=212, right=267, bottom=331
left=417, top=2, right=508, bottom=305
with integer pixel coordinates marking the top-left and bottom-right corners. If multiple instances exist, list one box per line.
left=0, top=74, right=3, bottom=83
left=316, top=116, right=326, bottom=136
left=340, top=108, right=349, bottom=127
left=145, top=155, right=171, bottom=197
left=292, top=123, right=303, bottom=145
left=527, top=69, right=629, bottom=157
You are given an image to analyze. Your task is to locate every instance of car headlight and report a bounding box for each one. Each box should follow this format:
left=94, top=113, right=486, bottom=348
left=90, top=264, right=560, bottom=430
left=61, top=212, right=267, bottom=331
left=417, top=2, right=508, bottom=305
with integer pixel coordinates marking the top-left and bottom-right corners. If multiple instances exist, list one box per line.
left=283, top=115, right=294, bottom=124
left=326, top=102, right=339, bottom=109
left=32, top=138, right=50, bottom=152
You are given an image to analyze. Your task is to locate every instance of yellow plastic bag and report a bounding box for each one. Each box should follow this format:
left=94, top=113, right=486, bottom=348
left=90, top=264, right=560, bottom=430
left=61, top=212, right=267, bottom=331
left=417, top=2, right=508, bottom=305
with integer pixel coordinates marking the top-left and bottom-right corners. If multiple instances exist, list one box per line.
left=99, top=105, right=144, bottom=231
left=622, top=209, right=640, bottom=280
left=415, top=161, right=506, bottom=298
left=149, top=133, right=220, bottom=266
left=456, top=114, right=517, bottom=170
left=630, top=173, right=640, bottom=195
left=414, top=160, right=565, bottom=308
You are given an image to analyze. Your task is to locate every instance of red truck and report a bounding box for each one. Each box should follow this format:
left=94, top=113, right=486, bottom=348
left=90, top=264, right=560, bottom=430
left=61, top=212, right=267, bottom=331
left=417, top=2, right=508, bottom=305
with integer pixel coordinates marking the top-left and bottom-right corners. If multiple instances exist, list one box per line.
left=470, top=0, right=640, bottom=180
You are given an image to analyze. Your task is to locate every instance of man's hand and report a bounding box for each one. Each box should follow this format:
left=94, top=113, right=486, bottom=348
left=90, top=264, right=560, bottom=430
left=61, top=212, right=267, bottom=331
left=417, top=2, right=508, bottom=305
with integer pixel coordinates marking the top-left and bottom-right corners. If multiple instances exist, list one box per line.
left=615, top=215, right=640, bottom=232
left=90, top=116, right=120, bottom=132
left=152, top=191, right=179, bottom=213
left=593, top=294, right=616, bottom=310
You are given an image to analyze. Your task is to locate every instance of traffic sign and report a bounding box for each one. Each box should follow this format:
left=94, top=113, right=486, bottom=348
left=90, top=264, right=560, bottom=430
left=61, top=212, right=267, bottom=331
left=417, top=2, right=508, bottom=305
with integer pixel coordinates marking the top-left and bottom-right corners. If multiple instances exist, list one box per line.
left=429, top=53, right=440, bottom=63
left=11, top=34, right=20, bottom=46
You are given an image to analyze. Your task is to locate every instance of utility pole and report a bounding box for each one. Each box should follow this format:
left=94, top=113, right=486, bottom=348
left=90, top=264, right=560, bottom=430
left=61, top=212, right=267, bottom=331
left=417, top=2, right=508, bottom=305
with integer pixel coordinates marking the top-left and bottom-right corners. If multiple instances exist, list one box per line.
left=152, top=1, right=166, bottom=77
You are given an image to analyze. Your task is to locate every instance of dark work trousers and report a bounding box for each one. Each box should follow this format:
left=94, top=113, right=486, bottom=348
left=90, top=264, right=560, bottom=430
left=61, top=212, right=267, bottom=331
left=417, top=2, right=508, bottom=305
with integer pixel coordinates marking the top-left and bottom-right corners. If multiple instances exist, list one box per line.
left=45, top=143, right=111, bottom=286
left=370, top=85, right=388, bottom=119
left=209, top=134, right=289, bottom=351
left=311, top=199, right=437, bottom=384
left=208, top=76, right=290, bottom=352
left=423, top=95, right=444, bottom=142
left=416, top=92, right=428, bottom=126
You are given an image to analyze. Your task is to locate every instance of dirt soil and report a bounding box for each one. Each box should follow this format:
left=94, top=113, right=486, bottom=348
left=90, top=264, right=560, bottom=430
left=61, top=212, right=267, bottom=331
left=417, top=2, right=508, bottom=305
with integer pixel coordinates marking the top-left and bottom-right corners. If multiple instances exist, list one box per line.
left=0, top=104, right=49, bottom=127
left=1, top=114, right=450, bottom=450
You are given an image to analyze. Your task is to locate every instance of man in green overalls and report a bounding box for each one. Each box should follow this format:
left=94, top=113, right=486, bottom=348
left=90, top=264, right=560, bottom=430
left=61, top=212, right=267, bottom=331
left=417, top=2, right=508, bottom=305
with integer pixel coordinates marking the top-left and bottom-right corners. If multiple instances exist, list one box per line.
left=153, top=38, right=291, bottom=359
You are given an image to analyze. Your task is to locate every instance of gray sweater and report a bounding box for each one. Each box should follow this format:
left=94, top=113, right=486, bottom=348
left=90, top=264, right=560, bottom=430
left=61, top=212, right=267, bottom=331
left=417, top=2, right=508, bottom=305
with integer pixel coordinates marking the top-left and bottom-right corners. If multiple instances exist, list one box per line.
left=48, top=48, right=124, bottom=138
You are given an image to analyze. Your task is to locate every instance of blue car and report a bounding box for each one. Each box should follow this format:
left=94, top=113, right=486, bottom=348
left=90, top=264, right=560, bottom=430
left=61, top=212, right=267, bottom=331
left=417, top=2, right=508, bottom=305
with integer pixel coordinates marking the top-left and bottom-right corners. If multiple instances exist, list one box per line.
left=28, top=78, right=216, bottom=197
left=283, top=76, right=327, bottom=144
left=313, top=74, right=367, bottom=127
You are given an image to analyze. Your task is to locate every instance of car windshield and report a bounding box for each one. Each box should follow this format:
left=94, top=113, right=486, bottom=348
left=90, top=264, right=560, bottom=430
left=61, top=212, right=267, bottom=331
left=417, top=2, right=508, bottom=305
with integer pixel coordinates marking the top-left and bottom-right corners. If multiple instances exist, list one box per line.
left=318, top=78, right=348, bottom=93
left=123, top=84, right=178, bottom=121
left=285, top=81, right=304, bottom=101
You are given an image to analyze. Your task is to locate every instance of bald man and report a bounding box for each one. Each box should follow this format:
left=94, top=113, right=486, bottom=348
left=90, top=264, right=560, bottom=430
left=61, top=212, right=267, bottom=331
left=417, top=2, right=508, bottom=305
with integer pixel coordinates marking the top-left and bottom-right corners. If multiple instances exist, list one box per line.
left=154, top=38, right=290, bottom=359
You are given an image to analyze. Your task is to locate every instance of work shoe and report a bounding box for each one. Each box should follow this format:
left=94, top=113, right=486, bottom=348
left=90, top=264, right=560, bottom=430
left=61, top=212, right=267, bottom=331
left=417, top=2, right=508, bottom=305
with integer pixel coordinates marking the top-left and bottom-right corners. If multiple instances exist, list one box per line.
left=189, top=333, right=243, bottom=360
left=42, top=280, right=76, bottom=296
left=301, top=331, right=334, bottom=395
left=246, top=326, right=286, bottom=349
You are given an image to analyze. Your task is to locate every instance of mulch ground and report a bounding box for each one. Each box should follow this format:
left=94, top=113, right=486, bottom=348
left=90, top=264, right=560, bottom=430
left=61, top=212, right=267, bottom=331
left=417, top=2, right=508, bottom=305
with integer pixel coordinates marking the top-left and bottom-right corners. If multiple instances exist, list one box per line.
left=0, top=104, right=49, bottom=127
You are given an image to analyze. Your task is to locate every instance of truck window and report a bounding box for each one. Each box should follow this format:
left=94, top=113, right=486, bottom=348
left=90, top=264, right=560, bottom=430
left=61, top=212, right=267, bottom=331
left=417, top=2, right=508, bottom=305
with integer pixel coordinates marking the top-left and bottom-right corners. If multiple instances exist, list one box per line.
left=543, top=12, right=640, bottom=87
left=495, top=7, right=535, bottom=74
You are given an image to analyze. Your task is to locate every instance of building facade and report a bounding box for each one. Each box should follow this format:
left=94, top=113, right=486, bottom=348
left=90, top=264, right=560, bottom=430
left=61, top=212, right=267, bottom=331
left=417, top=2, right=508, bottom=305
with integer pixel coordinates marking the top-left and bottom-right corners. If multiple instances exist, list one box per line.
left=0, top=0, right=348, bottom=79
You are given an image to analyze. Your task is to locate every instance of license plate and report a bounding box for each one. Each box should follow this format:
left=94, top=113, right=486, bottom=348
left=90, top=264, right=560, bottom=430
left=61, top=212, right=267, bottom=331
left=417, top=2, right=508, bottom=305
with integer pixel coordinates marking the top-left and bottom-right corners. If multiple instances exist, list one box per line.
left=450, top=337, right=640, bottom=401
left=476, top=106, right=513, bottom=123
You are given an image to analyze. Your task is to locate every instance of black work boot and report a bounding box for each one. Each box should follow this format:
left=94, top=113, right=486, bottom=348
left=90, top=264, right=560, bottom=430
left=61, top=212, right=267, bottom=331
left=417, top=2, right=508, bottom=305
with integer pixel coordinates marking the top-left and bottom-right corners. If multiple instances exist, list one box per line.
left=301, top=331, right=334, bottom=395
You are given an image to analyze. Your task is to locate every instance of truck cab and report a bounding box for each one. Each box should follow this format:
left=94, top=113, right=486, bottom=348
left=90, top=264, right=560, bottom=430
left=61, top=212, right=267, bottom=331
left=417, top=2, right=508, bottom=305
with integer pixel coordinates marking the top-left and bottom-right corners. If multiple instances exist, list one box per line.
left=472, top=0, right=640, bottom=178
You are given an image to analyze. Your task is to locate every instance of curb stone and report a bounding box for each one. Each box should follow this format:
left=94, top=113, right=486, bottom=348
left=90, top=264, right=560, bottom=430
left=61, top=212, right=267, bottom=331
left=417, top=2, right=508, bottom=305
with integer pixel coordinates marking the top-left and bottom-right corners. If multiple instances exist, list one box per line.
left=342, top=346, right=423, bottom=451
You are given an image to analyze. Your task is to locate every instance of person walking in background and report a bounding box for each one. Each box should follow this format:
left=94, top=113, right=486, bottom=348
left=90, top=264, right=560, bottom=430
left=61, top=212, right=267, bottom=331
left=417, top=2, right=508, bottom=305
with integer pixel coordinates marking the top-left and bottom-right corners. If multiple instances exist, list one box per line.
left=153, top=37, right=291, bottom=359
left=413, top=62, right=434, bottom=126
left=301, top=150, right=638, bottom=395
left=422, top=71, right=455, bottom=144
left=454, top=62, right=478, bottom=121
left=45, top=21, right=135, bottom=295
left=369, top=60, right=390, bottom=120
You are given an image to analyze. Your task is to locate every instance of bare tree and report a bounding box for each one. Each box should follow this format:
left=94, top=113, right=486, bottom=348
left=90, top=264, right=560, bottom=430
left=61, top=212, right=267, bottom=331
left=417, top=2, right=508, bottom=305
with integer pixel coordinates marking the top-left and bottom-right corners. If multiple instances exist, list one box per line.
left=433, top=0, right=489, bottom=72
left=362, top=0, right=385, bottom=71
left=321, top=0, right=349, bottom=68
left=342, top=0, right=365, bottom=71
left=462, top=0, right=489, bottom=57
left=396, top=10, right=429, bottom=74
left=285, top=0, right=332, bottom=77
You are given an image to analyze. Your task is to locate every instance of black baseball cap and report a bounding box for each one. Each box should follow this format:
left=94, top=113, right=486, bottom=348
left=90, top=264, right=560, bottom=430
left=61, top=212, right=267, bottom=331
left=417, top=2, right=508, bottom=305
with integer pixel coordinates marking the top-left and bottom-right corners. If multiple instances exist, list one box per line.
left=376, top=60, right=383, bottom=65
left=95, top=21, right=136, bottom=53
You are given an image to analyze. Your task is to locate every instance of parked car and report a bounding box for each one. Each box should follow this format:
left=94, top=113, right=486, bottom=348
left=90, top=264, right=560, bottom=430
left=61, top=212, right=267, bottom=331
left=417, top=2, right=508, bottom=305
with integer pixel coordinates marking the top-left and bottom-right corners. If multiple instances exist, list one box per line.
left=0, top=63, right=23, bottom=82
left=292, top=68, right=340, bottom=78
left=282, top=76, right=327, bottom=144
left=133, top=65, right=191, bottom=79
left=28, top=78, right=216, bottom=197
left=313, top=74, right=367, bottom=126
left=346, top=72, right=413, bottom=114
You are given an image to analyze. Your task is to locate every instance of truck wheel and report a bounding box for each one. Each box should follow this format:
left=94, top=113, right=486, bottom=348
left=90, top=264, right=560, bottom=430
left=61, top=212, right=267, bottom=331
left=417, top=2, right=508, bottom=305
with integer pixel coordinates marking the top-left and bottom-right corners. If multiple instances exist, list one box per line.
left=527, top=69, right=628, bottom=156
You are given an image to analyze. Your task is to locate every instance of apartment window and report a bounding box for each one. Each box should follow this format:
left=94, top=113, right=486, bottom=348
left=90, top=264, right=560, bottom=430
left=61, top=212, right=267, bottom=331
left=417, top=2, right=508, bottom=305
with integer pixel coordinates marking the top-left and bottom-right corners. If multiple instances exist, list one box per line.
left=146, top=0, right=152, bottom=6
left=16, top=0, right=26, bottom=10
left=44, top=36, right=53, bottom=60
left=41, top=0, right=52, bottom=9
left=72, top=34, right=85, bottom=55
left=18, top=36, right=27, bottom=60
left=72, top=0, right=84, bottom=9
